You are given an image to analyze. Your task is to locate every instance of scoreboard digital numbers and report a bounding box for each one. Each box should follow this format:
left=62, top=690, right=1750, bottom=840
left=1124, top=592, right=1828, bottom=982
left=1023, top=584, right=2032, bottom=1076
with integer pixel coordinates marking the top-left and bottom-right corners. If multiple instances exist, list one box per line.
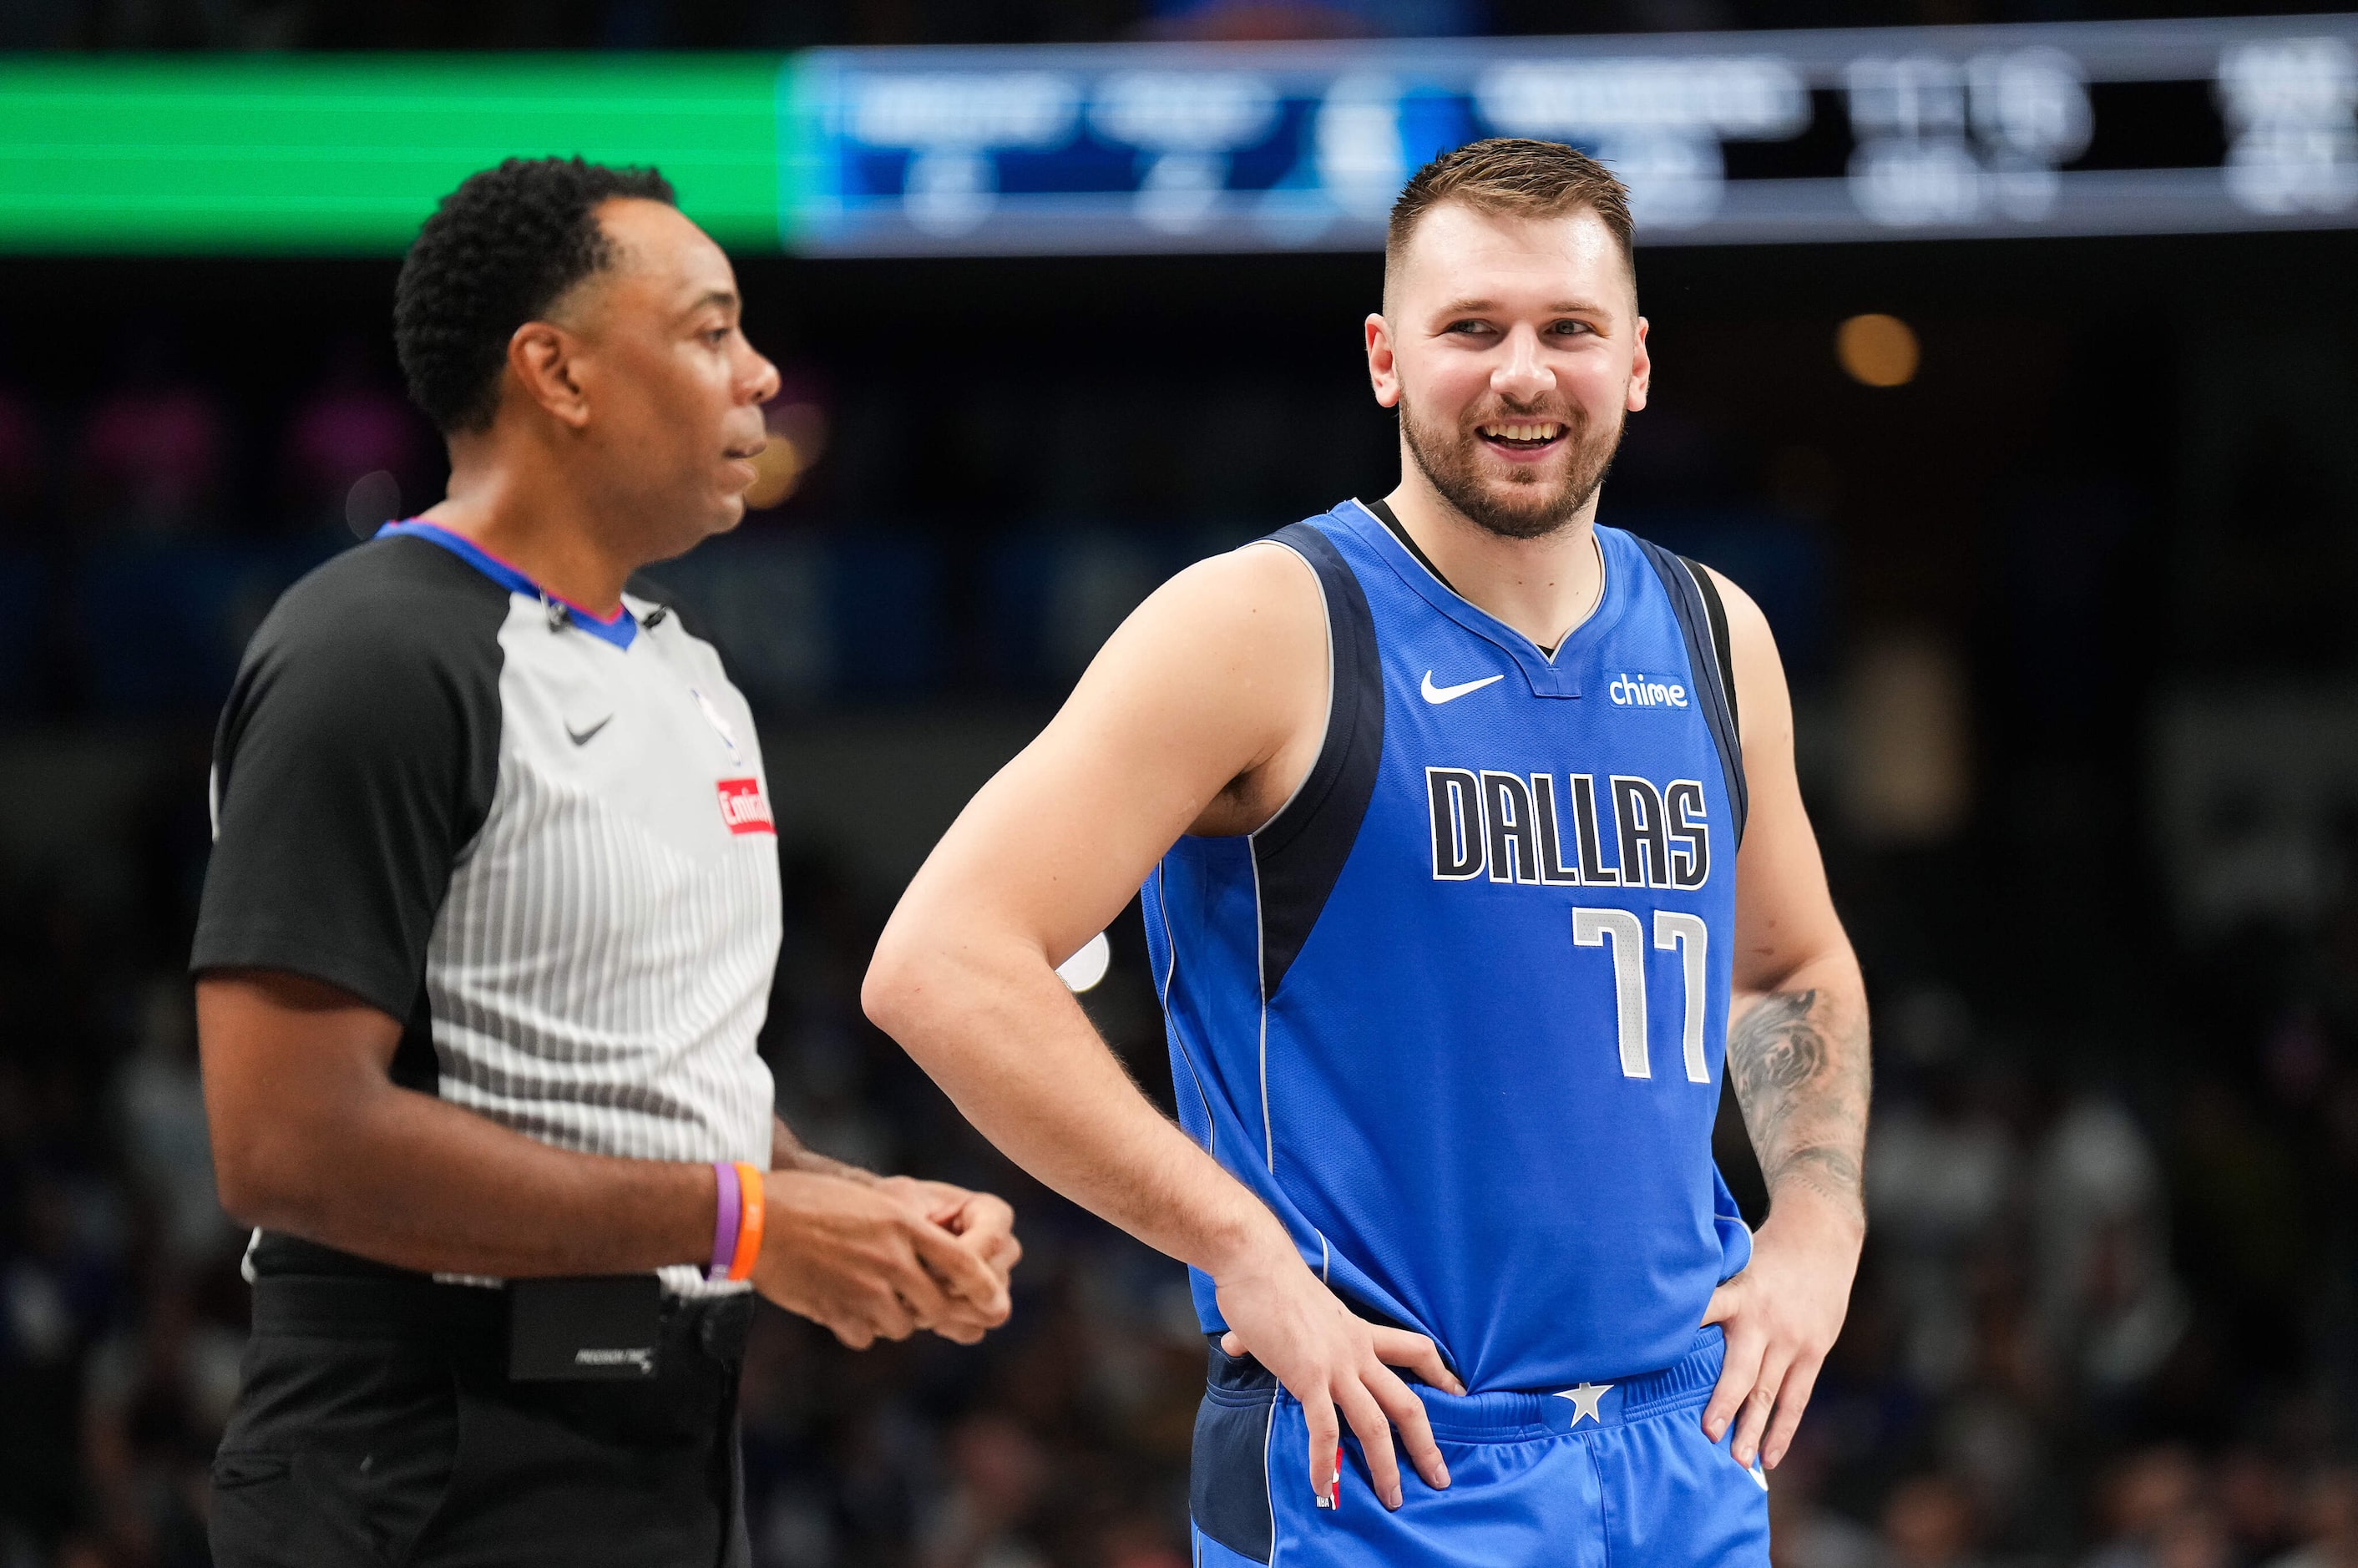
left=2, top=16, right=2353, bottom=254
left=788, top=13, right=2358, bottom=252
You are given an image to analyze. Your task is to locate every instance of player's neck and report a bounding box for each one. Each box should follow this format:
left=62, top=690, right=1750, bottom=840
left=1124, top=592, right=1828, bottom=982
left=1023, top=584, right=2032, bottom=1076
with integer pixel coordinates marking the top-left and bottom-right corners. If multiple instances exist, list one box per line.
left=424, top=443, right=644, bottom=617
left=1380, top=471, right=1606, bottom=652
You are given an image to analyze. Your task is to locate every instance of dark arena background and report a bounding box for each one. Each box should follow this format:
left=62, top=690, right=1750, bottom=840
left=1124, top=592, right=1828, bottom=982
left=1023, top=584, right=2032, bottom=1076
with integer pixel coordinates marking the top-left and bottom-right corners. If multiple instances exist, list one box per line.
left=4, top=3, right=2358, bottom=1565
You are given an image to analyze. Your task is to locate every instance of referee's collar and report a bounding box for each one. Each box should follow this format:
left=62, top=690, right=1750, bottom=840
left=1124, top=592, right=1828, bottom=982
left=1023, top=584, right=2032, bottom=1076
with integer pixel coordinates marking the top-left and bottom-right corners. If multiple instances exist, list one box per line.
left=377, top=519, right=638, bottom=650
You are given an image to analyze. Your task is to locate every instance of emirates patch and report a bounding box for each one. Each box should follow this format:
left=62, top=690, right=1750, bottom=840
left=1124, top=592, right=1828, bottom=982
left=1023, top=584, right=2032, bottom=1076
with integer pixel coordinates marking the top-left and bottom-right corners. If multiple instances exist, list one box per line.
left=716, top=777, right=776, bottom=837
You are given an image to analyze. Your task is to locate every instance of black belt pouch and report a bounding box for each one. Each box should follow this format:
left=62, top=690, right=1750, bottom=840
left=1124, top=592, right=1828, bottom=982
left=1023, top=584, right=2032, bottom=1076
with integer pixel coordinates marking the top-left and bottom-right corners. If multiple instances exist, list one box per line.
left=508, top=1275, right=665, bottom=1381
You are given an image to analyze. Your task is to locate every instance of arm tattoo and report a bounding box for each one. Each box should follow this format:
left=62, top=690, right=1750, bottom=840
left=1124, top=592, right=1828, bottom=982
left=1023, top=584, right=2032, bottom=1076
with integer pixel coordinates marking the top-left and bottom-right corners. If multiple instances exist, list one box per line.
left=1728, top=989, right=1870, bottom=1224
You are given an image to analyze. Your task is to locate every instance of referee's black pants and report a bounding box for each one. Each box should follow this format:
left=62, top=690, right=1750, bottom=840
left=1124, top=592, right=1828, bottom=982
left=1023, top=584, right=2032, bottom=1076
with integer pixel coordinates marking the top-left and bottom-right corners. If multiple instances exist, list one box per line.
left=210, top=1275, right=752, bottom=1568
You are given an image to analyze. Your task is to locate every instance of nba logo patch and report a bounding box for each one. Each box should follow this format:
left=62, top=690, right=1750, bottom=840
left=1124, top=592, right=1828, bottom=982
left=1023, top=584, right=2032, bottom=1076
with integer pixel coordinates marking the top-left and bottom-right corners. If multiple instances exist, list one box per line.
left=716, top=777, right=775, bottom=836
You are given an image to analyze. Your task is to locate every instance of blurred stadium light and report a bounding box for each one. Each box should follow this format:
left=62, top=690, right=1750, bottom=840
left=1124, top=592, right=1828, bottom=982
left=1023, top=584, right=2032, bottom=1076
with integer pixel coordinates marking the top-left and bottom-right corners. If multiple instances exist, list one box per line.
left=2, top=16, right=2355, bottom=255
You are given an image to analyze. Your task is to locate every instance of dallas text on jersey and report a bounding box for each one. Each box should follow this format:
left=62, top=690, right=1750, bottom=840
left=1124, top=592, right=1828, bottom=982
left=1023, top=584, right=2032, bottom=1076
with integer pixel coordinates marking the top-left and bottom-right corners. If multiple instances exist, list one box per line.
left=1425, top=768, right=1712, bottom=888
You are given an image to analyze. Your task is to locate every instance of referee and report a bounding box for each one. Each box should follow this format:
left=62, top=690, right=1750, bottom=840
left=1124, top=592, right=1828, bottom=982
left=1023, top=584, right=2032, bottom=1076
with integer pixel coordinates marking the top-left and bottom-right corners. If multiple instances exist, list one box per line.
left=190, top=158, right=1018, bottom=1566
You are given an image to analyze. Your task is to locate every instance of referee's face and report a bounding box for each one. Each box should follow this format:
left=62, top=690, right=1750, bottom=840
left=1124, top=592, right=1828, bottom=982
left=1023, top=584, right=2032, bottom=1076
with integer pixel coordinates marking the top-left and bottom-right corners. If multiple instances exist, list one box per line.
left=564, top=198, right=781, bottom=556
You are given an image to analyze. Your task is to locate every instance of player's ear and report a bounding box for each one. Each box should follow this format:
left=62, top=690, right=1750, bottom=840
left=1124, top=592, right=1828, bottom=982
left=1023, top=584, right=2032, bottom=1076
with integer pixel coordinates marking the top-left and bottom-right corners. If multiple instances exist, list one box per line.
left=1626, top=316, right=1652, bottom=414
left=1366, top=312, right=1401, bottom=409
left=509, top=320, right=592, bottom=430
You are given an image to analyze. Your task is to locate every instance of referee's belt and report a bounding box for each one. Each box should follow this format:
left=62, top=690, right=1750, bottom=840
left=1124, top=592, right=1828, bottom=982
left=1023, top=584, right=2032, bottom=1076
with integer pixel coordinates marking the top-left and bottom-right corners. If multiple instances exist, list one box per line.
left=250, top=1273, right=753, bottom=1383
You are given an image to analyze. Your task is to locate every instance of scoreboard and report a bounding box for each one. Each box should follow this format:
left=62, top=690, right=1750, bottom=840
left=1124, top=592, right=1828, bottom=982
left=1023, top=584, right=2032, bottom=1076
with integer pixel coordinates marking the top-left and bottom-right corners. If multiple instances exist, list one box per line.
left=792, top=16, right=2358, bottom=251
left=3, top=15, right=2353, bottom=255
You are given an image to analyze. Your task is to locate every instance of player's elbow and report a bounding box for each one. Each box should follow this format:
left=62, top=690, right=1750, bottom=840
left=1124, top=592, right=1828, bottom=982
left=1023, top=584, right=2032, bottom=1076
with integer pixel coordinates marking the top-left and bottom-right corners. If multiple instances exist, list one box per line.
left=862, top=907, right=994, bottom=1068
left=860, top=922, right=935, bottom=1048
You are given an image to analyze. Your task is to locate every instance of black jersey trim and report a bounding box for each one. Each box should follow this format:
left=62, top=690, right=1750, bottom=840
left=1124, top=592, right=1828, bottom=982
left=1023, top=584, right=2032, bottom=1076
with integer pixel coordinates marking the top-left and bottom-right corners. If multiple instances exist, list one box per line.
left=1688, top=559, right=1739, bottom=739
left=1192, top=1340, right=1279, bottom=1562
left=1633, top=539, right=1748, bottom=846
left=1252, top=521, right=1385, bottom=999
left=1358, top=496, right=1451, bottom=591
left=1353, top=497, right=1595, bottom=662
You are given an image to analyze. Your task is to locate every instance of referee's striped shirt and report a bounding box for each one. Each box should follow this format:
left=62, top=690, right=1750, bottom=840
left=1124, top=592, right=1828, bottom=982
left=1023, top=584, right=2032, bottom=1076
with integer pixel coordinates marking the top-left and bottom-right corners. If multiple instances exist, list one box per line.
left=192, top=520, right=780, bottom=1298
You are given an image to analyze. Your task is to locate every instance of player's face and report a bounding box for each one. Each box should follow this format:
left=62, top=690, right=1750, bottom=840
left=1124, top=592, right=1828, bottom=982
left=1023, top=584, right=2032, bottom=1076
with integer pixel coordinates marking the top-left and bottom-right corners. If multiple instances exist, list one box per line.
left=1369, top=203, right=1650, bottom=540
left=566, top=199, right=780, bottom=554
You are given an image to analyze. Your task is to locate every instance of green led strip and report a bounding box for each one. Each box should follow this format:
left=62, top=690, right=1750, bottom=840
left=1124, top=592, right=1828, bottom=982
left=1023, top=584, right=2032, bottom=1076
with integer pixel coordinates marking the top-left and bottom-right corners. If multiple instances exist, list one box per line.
left=0, top=55, right=792, bottom=253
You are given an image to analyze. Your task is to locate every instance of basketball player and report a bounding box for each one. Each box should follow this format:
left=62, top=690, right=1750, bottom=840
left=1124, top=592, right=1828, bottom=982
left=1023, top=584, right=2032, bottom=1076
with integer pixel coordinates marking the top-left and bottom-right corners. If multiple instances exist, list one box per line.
left=863, top=139, right=1868, bottom=1565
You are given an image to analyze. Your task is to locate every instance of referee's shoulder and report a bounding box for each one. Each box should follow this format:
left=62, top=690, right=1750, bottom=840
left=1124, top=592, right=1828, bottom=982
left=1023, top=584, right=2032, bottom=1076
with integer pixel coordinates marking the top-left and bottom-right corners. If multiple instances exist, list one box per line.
left=246, top=533, right=509, bottom=673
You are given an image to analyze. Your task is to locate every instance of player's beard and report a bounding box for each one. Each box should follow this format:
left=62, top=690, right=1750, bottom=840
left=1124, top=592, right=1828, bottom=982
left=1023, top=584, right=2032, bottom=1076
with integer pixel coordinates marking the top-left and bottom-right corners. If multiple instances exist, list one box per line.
left=1399, top=392, right=1625, bottom=543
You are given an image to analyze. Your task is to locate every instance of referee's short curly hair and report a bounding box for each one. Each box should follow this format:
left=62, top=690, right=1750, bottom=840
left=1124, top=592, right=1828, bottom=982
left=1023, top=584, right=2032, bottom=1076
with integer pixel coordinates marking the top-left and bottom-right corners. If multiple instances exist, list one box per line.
left=394, top=156, right=677, bottom=435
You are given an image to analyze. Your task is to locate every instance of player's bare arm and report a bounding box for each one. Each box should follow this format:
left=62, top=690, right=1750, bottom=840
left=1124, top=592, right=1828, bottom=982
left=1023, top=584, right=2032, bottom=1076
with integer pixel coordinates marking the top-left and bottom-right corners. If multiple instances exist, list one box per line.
left=199, top=969, right=1010, bottom=1348
left=864, top=544, right=1465, bottom=1513
left=1697, top=569, right=1871, bottom=1473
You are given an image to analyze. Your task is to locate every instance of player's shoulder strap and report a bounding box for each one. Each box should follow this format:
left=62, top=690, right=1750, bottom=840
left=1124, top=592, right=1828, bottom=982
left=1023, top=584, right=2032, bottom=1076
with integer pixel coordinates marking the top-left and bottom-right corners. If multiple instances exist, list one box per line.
left=1688, top=559, right=1740, bottom=738
left=1251, top=519, right=1386, bottom=999
left=1632, top=537, right=1748, bottom=847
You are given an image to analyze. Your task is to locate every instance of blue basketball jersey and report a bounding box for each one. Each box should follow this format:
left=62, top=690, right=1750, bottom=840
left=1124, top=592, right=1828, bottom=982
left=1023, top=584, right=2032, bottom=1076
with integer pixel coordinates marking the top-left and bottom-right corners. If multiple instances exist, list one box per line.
left=1141, top=499, right=1753, bottom=1395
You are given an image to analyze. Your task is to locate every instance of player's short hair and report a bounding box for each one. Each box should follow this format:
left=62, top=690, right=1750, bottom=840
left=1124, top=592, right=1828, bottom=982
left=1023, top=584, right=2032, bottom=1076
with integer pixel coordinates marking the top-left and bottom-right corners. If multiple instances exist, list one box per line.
left=394, top=156, right=677, bottom=435
left=1385, top=139, right=1636, bottom=294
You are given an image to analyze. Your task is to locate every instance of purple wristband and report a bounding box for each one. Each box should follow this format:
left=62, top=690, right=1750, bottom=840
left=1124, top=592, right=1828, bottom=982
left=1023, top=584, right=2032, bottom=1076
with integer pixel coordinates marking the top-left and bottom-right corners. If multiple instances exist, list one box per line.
left=709, top=1161, right=741, bottom=1282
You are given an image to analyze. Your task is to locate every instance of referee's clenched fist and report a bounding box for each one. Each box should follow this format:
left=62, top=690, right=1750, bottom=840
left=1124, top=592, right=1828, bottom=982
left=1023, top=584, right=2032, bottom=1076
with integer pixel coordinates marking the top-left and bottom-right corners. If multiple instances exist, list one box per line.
left=757, top=1172, right=1020, bottom=1348
left=190, top=157, right=1020, bottom=1568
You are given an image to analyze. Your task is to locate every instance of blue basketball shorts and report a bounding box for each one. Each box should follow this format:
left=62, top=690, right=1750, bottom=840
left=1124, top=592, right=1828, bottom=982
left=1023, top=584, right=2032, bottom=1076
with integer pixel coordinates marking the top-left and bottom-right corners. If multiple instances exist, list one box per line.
left=1189, top=1326, right=1768, bottom=1568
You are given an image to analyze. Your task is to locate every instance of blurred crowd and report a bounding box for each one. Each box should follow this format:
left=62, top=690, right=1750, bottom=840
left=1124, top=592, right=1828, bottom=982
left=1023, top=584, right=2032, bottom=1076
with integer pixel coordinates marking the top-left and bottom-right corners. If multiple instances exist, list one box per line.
left=0, top=338, right=428, bottom=551
left=6, top=774, right=2358, bottom=1566
left=1770, top=969, right=2358, bottom=1568
left=0, top=341, right=449, bottom=721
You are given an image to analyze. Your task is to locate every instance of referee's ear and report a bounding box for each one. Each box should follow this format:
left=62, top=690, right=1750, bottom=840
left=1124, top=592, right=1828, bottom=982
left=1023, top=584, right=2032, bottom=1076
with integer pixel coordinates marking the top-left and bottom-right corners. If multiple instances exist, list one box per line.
left=503, top=319, right=593, bottom=432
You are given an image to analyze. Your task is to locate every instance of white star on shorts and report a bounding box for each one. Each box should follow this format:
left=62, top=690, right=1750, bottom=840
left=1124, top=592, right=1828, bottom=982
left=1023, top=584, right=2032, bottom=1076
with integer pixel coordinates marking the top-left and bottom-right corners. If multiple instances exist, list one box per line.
left=1556, top=1381, right=1612, bottom=1426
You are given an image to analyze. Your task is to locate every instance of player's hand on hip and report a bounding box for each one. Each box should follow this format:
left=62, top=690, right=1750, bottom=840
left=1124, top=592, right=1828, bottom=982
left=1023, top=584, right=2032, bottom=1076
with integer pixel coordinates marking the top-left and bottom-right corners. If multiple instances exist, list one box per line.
left=1212, top=1242, right=1463, bottom=1511
left=752, top=1170, right=1009, bottom=1349
left=1698, top=1193, right=1864, bottom=1472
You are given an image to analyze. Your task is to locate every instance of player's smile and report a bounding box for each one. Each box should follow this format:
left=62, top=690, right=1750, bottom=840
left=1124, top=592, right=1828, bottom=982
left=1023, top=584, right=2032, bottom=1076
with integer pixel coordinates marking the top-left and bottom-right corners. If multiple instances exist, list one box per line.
left=1475, top=419, right=1567, bottom=461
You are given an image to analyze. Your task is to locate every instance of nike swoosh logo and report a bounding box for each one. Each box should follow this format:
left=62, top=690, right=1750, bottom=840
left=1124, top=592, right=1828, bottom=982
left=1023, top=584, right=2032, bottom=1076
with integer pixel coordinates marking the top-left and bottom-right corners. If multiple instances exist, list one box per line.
left=1421, top=670, right=1505, bottom=705
left=565, top=716, right=613, bottom=746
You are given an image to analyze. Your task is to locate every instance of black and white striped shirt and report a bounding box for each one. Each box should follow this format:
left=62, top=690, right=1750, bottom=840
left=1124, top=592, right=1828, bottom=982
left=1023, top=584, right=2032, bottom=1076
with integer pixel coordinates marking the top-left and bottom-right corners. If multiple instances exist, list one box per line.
left=193, top=521, right=779, bottom=1297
